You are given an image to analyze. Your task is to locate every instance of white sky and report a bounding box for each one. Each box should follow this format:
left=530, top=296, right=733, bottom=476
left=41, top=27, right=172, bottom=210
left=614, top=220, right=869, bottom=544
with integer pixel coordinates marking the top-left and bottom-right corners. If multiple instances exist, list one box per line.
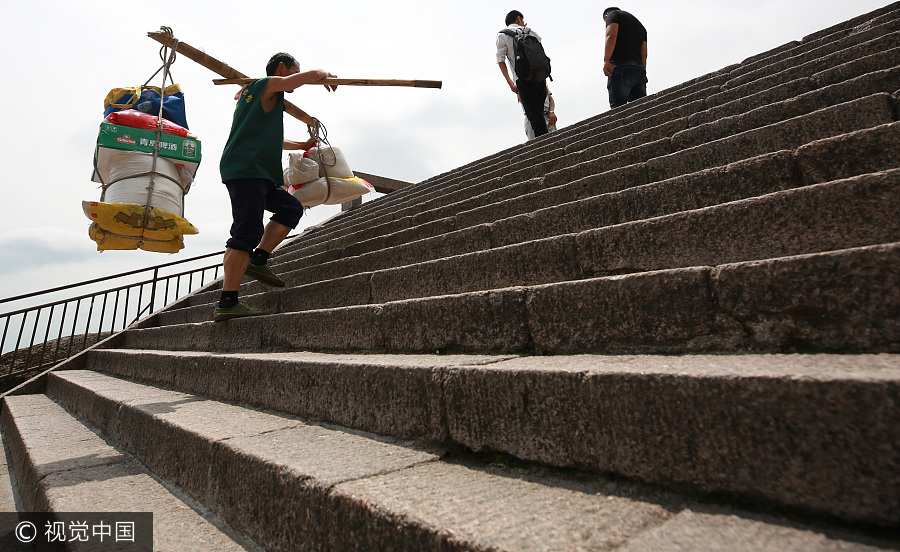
left=0, top=0, right=891, bottom=304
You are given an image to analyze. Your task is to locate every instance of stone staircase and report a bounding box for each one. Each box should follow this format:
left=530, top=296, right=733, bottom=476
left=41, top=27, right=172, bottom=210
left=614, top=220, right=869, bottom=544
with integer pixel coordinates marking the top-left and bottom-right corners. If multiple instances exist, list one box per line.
left=3, top=4, right=899, bottom=550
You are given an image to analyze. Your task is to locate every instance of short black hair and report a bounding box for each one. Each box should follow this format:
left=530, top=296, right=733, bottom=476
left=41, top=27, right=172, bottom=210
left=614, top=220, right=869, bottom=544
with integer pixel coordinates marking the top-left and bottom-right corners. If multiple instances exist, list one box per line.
left=266, top=52, right=297, bottom=76
left=603, top=7, right=620, bottom=18
left=505, top=10, right=523, bottom=25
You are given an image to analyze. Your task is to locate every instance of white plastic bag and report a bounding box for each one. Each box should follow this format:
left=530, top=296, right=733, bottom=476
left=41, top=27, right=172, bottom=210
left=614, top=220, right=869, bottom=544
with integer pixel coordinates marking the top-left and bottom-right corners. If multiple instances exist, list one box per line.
left=283, top=153, right=320, bottom=186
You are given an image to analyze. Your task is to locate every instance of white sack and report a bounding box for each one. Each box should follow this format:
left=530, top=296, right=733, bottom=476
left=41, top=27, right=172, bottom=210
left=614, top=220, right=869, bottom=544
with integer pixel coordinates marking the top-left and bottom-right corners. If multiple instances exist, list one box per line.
left=323, top=177, right=373, bottom=205
left=290, top=177, right=328, bottom=208
left=290, top=176, right=373, bottom=208
left=103, top=151, right=185, bottom=216
left=308, top=146, right=353, bottom=178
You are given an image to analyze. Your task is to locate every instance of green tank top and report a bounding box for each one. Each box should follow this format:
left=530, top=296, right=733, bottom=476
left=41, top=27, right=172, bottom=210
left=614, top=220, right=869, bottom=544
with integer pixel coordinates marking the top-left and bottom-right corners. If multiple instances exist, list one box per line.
left=219, top=77, right=284, bottom=186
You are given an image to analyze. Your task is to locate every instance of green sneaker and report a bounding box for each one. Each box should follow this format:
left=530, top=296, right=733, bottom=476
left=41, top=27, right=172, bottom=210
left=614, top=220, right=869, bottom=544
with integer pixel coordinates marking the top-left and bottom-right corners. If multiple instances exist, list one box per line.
left=244, top=262, right=286, bottom=287
left=214, top=302, right=266, bottom=322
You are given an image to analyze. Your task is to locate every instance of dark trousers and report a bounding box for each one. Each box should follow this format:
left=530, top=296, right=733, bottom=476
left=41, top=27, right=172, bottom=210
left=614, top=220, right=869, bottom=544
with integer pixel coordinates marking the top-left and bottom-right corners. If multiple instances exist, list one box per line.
left=607, top=62, right=648, bottom=109
left=517, top=79, right=549, bottom=137
left=224, top=178, right=303, bottom=253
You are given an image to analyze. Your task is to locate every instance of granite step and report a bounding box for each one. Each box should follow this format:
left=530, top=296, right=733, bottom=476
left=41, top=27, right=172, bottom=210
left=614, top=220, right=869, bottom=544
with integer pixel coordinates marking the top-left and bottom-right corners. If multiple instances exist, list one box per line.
left=154, top=165, right=900, bottom=326
left=0, top=393, right=255, bottom=551
left=282, top=78, right=899, bottom=267
left=285, top=23, right=900, bottom=252
left=23, top=369, right=899, bottom=549
left=66, top=348, right=900, bottom=531
left=427, top=14, right=898, bottom=200
left=261, top=112, right=900, bottom=294
left=114, top=241, right=900, bottom=356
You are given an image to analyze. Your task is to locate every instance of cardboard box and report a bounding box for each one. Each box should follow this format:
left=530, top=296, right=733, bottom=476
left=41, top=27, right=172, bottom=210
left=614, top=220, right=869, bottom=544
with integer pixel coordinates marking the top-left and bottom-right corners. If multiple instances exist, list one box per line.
left=92, top=121, right=202, bottom=184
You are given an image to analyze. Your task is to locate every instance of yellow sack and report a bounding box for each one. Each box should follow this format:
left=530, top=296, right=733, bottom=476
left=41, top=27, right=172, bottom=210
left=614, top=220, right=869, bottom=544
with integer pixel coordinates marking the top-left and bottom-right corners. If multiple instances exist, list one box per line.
left=88, top=223, right=184, bottom=253
left=82, top=201, right=198, bottom=241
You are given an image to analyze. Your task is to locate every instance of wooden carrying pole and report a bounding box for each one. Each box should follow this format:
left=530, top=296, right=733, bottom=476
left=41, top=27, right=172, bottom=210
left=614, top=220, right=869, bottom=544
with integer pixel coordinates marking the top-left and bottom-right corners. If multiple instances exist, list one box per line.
left=147, top=30, right=315, bottom=125
left=213, top=77, right=442, bottom=89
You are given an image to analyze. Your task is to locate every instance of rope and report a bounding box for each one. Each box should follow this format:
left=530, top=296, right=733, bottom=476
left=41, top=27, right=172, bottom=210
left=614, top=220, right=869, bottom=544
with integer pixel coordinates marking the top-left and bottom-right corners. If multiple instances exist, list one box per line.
left=97, top=27, right=180, bottom=206
left=309, top=118, right=336, bottom=205
left=140, top=27, right=181, bottom=233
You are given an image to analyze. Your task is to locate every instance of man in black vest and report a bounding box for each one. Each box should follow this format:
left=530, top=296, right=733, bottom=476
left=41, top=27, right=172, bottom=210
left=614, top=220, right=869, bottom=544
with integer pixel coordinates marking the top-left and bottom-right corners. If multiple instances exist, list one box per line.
left=603, top=7, right=648, bottom=109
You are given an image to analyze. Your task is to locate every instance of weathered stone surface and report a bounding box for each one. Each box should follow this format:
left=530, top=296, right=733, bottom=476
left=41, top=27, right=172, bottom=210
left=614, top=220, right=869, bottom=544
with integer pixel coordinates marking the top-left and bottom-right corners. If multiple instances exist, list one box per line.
left=277, top=272, right=372, bottom=313
left=724, top=25, right=900, bottom=90
left=620, top=507, right=891, bottom=552
left=614, top=150, right=801, bottom=224
left=332, top=460, right=676, bottom=552
left=267, top=304, right=384, bottom=352
left=715, top=242, right=900, bottom=352
left=812, top=46, right=900, bottom=88
left=648, top=93, right=895, bottom=182
left=444, top=353, right=900, bottom=526
left=801, top=4, right=900, bottom=43
left=795, top=121, right=900, bottom=186
left=1, top=394, right=247, bottom=551
left=380, top=288, right=530, bottom=353
left=578, top=169, right=900, bottom=277
left=527, top=267, right=732, bottom=354
left=371, top=235, right=579, bottom=303
left=455, top=181, right=572, bottom=230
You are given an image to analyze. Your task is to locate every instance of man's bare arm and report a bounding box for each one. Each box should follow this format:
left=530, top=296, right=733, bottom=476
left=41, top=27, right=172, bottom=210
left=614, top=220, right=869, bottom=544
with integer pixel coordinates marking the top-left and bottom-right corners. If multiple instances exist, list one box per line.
left=604, top=23, right=618, bottom=77
left=284, top=138, right=316, bottom=150
left=641, top=41, right=647, bottom=67
left=498, top=62, right=518, bottom=93
left=268, top=69, right=336, bottom=93
left=260, top=69, right=337, bottom=112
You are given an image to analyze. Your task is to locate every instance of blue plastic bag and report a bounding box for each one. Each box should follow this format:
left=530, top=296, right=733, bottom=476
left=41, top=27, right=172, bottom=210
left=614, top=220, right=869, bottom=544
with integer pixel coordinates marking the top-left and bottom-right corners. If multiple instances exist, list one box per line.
left=103, top=84, right=189, bottom=129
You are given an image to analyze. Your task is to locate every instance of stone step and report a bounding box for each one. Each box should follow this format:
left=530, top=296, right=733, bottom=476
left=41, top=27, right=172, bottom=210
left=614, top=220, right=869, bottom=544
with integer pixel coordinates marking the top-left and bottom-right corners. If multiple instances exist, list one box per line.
left=261, top=116, right=900, bottom=295
left=0, top=393, right=252, bottom=551
left=798, top=1, right=900, bottom=44
left=415, top=12, right=897, bottom=202
left=285, top=24, right=900, bottom=252
left=354, top=69, right=730, bottom=218
left=550, top=92, right=896, bottom=188
left=30, top=369, right=899, bottom=549
left=722, top=15, right=900, bottom=92
left=116, top=241, right=900, bottom=355
left=694, top=46, right=900, bottom=127
left=284, top=73, right=899, bottom=267
left=69, top=348, right=900, bottom=530
left=158, top=166, right=900, bottom=325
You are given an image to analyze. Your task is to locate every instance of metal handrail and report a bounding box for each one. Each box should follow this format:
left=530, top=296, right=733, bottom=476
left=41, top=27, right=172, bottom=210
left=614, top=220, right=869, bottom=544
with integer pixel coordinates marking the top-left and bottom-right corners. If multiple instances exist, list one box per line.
left=0, top=249, right=227, bottom=384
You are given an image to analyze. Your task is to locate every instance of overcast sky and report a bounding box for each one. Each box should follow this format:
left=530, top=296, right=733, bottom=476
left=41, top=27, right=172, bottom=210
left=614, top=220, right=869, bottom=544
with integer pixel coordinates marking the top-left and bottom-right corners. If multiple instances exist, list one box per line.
left=0, top=0, right=890, bottom=305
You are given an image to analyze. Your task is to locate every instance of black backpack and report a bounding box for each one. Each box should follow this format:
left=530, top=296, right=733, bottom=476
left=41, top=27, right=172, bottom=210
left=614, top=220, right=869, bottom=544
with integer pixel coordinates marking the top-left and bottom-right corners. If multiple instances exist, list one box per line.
left=501, top=27, right=552, bottom=82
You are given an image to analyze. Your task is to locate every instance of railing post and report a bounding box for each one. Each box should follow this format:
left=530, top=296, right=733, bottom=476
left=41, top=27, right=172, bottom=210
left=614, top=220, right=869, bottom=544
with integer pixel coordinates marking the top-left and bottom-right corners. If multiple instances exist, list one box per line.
left=149, top=267, right=159, bottom=315
left=1, top=316, right=10, bottom=375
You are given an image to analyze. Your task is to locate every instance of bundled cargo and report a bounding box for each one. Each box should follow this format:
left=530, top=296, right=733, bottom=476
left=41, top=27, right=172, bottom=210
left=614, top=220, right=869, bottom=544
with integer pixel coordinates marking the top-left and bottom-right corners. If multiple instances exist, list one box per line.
left=85, top=83, right=202, bottom=253
left=287, top=146, right=373, bottom=208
